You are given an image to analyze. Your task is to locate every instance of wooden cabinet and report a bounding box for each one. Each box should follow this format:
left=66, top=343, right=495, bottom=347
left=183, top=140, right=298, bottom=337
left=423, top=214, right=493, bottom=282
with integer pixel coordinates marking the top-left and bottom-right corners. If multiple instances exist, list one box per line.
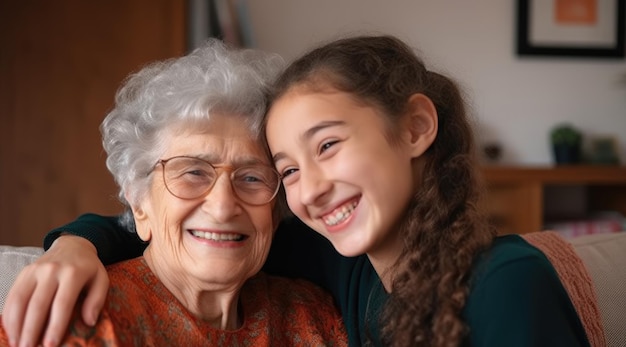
left=481, top=166, right=626, bottom=235
left=0, top=1, right=186, bottom=246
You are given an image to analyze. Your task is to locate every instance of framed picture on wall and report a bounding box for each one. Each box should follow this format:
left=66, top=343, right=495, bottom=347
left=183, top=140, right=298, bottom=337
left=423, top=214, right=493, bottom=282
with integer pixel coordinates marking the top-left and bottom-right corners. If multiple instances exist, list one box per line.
left=516, top=0, right=625, bottom=58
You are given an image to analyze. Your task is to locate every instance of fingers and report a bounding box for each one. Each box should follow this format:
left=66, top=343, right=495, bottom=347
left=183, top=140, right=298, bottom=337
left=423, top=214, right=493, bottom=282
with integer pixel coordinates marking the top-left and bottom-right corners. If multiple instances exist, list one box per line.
left=2, top=270, right=37, bottom=347
left=79, top=268, right=109, bottom=327
left=3, top=263, right=66, bottom=347
left=19, top=272, right=60, bottom=347
left=41, top=262, right=110, bottom=347
left=39, top=273, right=89, bottom=347
left=2, top=236, right=107, bottom=347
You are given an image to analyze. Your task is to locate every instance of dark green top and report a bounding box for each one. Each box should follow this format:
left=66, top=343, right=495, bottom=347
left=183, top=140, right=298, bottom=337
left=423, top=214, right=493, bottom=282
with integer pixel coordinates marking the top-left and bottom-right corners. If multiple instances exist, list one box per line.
left=45, top=214, right=590, bottom=346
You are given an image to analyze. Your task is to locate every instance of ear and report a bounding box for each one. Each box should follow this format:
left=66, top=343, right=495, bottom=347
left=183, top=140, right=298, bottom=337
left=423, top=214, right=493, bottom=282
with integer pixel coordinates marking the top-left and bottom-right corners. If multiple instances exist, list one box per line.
left=126, top=192, right=152, bottom=242
left=402, top=93, right=438, bottom=158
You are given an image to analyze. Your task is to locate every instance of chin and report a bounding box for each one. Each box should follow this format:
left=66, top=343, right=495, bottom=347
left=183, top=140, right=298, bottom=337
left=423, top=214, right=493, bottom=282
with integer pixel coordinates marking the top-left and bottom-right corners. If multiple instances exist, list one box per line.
left=331, top=241, right=366, bottom=258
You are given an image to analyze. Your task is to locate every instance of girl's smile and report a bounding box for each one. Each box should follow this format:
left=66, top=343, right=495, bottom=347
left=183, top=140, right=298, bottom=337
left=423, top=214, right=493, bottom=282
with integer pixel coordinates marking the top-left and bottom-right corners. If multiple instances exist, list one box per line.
left=320, top=198, right=359, bottom=229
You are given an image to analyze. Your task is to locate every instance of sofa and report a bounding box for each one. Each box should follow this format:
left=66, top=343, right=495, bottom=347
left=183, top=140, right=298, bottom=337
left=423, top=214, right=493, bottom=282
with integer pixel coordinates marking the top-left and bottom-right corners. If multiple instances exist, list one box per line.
left=568, top=232, right=626, bottom=347
left=0, top=245, right=43, bottom=313
left=1, top=232, right=625, bottom=346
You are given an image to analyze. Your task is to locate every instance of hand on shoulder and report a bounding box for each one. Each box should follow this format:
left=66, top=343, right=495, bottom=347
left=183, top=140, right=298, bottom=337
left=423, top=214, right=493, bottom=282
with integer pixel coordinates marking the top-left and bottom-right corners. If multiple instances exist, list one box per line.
left=2, top=235, right=109, bottom=347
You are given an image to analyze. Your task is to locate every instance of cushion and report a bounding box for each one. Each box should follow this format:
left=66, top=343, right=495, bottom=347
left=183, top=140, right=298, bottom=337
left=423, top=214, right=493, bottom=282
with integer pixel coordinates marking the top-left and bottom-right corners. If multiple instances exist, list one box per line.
left=0, top=246, right=44, bottom=313
left=570, top=232, right=626, bottom=347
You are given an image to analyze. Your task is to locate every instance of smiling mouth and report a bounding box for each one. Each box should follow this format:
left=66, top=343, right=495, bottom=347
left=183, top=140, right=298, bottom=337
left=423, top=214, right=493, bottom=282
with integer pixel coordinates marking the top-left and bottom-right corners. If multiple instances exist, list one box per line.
left=190, top=230, right=246, bottom=242
left=322, top=200, right=358, bottom=226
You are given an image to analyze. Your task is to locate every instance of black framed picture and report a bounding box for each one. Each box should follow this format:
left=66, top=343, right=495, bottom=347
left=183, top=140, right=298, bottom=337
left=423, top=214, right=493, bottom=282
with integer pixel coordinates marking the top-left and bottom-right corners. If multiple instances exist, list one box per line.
left=516, top=0, right=625, bottom=58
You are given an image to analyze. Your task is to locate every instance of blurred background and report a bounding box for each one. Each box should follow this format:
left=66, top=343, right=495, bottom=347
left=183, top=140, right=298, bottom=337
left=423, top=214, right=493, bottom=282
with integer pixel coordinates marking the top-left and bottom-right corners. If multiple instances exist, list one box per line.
left=1, top=0, right=625, bottom=246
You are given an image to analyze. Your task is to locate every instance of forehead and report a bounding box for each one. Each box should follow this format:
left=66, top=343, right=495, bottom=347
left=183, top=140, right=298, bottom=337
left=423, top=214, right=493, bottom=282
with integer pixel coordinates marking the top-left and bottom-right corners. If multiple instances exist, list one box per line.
left=161, top=114, right=270, bottom=164
left=268, top=88, right=388, bottom=129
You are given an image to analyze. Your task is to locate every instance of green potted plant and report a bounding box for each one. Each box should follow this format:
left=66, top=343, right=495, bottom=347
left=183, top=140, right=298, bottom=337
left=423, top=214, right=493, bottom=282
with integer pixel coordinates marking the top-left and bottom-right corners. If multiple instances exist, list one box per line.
left=550, top=123, right=582, bottom=164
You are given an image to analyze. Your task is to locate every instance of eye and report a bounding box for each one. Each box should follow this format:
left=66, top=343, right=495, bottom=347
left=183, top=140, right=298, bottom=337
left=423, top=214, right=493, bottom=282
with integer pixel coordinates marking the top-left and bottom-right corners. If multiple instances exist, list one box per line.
left=279, top=168, right=299, bottom=186
left=234, top=166, right=277, bottom=186
left=281, top=167, right=299, bottom=179
left=185, top=169, right=207, bottom=176
left=181, top=167, right=213, bottom=182
left=319, top=140, right=339, bottom=155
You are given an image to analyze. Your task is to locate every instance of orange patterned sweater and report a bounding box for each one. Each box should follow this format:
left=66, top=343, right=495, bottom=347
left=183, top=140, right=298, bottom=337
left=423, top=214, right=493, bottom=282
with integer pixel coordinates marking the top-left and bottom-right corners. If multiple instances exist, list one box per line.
left=1, top=257, right=347, bottom=346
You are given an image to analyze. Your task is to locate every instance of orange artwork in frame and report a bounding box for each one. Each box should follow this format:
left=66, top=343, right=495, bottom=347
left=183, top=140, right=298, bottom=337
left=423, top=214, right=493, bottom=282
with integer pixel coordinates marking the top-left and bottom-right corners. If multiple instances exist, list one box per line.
left=516, top=0, right=625, bottom=58
left=555, top=0, right=598, bottom=25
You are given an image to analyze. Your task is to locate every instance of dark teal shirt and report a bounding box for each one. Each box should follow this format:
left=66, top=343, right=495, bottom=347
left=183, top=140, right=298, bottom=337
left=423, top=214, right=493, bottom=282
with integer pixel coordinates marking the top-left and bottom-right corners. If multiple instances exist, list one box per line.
left=46, top=214, right=589, bottom=346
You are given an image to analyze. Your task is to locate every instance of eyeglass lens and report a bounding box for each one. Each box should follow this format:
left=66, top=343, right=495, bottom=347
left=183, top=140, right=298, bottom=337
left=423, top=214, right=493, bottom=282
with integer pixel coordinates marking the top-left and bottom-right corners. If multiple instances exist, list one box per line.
left=161, top=157, right=280, bottom=205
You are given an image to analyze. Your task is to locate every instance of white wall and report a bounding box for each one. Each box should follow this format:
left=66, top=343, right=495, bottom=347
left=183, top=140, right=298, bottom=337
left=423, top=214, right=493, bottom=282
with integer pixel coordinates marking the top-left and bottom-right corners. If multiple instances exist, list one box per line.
left=242, top=0, right=626, bottom=165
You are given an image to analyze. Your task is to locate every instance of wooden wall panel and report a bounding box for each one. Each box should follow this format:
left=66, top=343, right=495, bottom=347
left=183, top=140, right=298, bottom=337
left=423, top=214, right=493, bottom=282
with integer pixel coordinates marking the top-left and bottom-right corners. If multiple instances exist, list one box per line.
left=0, top=1, right=186, bottom=246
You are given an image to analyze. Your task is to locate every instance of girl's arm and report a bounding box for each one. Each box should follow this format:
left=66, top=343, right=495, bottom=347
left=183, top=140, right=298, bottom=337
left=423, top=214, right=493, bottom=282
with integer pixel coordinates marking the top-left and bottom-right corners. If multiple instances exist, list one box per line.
left=44, top=213, right=146, bottom=265
left=3, top=213, right=143, bottom=347
left=3, top=214, right=349, bottom=347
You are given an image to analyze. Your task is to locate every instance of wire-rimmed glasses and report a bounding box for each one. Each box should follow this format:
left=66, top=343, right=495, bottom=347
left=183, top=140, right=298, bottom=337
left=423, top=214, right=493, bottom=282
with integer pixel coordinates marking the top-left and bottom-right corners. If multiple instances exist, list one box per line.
left=154, top=156, right=281, bottom=206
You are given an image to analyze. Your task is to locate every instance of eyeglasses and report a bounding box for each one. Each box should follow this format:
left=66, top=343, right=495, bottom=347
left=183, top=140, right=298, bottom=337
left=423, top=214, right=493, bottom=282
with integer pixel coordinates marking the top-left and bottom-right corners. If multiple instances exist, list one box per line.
left=154, top=156, right=281, bottom=206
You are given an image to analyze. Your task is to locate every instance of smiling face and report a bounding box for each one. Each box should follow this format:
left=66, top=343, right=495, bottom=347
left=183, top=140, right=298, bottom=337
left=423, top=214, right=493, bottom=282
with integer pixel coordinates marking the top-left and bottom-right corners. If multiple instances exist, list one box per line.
left=266, top=88, right=422, bottom=268
left=132, top=114, right=276, bottom=294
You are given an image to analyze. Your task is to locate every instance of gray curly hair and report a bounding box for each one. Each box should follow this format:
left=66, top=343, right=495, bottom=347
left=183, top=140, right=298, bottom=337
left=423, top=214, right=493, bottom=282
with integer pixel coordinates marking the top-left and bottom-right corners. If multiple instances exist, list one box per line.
left=101, top=39, right=285, bottom=230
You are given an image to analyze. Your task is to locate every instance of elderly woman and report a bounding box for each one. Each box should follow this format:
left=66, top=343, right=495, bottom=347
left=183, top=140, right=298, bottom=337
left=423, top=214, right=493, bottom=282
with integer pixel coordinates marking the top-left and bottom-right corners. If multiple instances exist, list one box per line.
left=0, top=40, right=347, bottom=346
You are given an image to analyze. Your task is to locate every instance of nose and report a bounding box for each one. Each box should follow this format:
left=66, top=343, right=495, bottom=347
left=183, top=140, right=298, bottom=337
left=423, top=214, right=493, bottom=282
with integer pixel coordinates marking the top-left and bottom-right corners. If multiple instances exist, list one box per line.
left=201, top=173, right=242, bottom=222
left=298, top=165, right=332, bottom=206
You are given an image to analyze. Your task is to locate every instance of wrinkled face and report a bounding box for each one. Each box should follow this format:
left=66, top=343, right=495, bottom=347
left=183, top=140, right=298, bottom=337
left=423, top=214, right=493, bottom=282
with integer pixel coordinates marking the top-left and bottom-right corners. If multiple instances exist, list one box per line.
left=266, top=88, right=416, bottom=261
left=133, top=115, right=275, bottom=291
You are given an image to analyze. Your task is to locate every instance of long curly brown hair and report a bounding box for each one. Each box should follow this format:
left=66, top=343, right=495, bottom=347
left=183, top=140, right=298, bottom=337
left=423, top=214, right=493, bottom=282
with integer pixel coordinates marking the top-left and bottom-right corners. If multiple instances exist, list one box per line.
left=268, top=35, right=496, bottom=346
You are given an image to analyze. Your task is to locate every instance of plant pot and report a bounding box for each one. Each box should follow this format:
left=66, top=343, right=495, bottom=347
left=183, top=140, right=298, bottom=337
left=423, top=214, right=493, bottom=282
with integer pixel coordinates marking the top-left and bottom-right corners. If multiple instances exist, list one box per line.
left=553, top=144, right=581, bottom=164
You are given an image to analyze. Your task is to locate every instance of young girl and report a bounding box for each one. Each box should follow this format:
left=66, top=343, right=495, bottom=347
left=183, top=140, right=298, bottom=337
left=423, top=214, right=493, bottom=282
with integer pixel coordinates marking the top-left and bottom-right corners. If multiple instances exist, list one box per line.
left=262, top=35, right=589, bottom=346
left=4, top=35, right=589, bottom=347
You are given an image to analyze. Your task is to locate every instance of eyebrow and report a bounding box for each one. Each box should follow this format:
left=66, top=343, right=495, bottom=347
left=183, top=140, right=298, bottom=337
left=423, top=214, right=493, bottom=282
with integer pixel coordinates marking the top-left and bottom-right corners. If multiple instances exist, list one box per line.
left=302, top=120, right=346, bottom=141
left=272, top=120, right=346, bottom=163
left=190, top=153, right=268, bottom=167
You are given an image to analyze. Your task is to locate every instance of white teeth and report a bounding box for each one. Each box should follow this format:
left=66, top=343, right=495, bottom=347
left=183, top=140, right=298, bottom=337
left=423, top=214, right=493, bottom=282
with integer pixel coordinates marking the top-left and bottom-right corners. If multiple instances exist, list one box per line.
left=323, top=201, right=358, bottom=226
left=191, top=230, right=244, bottom=241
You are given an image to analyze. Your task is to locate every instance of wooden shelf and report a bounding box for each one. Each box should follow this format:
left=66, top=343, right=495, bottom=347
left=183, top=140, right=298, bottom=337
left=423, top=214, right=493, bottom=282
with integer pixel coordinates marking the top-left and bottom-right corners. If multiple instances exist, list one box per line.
left=480, top=165, right=626, bottom=235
